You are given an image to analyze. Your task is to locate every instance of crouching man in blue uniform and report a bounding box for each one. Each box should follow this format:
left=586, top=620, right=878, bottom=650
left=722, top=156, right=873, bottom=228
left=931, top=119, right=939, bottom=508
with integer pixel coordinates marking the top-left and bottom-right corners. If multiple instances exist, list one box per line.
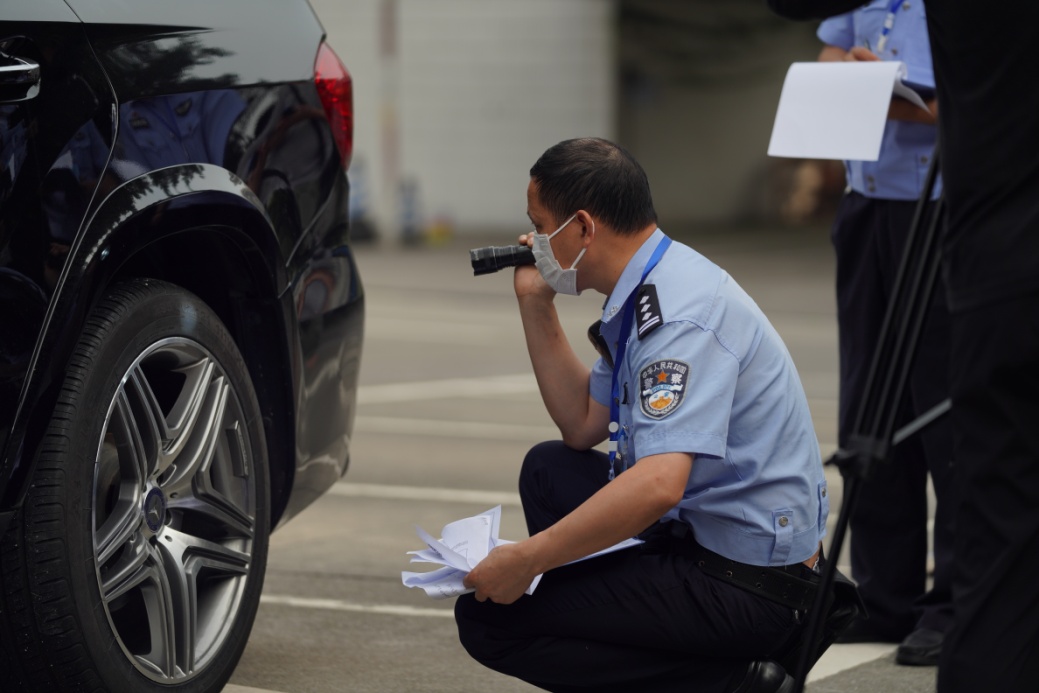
left=455, top=137, right=847, bottom=693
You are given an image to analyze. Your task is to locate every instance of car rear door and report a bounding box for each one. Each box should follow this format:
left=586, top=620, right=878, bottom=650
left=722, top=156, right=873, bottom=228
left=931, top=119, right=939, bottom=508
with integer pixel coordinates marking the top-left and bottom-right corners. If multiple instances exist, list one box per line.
left=0, top=0, right=116, bottom=515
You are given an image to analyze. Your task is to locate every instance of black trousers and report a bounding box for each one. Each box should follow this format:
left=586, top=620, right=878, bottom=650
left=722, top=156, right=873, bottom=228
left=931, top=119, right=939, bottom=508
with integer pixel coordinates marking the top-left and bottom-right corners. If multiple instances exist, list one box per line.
left=831, top=192, right=958, bottom=637
left=454, top=442, right=803, bottom=693
left=937, top=293, right=1039, bottom=691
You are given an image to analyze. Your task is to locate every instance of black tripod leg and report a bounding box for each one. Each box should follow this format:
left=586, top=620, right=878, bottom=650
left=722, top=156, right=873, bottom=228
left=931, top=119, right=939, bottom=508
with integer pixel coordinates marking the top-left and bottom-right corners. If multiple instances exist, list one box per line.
left=791, top=141, right=947, bottom=691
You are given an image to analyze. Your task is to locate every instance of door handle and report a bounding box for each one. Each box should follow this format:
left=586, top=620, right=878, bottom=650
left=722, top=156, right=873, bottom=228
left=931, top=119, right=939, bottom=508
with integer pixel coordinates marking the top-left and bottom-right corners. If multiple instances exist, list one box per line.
left=0, top=53, right=41, bottom=103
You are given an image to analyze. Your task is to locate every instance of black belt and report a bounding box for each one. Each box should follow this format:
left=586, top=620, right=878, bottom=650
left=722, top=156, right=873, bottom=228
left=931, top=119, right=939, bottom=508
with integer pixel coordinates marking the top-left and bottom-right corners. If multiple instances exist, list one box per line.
left=664, top=523, right=820, bottom=612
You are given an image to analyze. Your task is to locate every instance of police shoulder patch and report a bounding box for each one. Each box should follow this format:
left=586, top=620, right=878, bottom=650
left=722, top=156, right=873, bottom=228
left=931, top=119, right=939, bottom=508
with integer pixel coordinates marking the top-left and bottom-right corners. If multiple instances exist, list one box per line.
left=639, top=359, right=690, bottom=419
left=635, top=284, right=663, bottom=339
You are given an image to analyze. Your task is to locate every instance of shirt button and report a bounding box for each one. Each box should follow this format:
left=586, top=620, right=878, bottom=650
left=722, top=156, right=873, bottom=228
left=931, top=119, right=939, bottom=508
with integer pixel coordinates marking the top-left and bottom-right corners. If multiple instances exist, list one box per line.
left=921, top=155, right=929, bottom=164
left=868, top=185, right=877, bottom=193
left=821, top=488, right=827, bottom=498
left=891, top=48, right=899, bottom=56
left=778, top=516, right=790, bottom=527
left=902, top=1, right=910, bottom=9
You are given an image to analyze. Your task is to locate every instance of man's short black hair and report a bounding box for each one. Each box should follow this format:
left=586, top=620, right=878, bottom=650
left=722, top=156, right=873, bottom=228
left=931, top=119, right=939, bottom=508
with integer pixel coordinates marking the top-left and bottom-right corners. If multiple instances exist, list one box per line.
left=529, top=137, right=658, bottom=236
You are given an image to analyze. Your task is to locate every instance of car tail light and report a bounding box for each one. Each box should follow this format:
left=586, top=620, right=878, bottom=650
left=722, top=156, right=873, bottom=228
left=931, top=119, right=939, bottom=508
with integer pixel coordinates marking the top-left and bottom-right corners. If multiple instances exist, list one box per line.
left=314, top=42, right=353, bottom=170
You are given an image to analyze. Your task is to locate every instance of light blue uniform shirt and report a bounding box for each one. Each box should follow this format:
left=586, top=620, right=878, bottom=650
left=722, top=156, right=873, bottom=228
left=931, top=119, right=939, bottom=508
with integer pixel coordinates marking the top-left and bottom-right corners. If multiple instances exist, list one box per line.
left=817, top=0, right=940, bottom=201
left=590, top=229, right=828, bottom=566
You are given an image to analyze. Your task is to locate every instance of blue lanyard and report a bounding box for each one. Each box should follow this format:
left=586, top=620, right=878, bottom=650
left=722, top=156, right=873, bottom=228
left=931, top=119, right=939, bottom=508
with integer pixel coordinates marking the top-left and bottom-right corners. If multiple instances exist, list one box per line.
left=876, top=0, right=904, bottom=53
left=607, top=235, right=671, bottom=480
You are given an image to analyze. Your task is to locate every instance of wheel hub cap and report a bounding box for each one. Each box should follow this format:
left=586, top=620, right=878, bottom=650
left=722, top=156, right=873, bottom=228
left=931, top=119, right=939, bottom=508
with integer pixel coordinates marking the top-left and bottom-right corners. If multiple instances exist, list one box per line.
left=143, top=487, right=166, bottom=533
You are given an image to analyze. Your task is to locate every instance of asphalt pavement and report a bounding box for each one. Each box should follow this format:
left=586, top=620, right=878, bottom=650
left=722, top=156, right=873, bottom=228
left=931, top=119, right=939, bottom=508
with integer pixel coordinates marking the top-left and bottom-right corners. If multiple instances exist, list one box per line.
left=224, top=223, right=938, bottom=693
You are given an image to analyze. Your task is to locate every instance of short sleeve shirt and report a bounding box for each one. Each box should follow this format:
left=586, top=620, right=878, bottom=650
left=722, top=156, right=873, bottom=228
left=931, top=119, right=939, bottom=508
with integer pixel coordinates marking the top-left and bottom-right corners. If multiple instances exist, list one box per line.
left=817, top=0, right=940, bottom=200
left=590, top=230, right=827, bottom=566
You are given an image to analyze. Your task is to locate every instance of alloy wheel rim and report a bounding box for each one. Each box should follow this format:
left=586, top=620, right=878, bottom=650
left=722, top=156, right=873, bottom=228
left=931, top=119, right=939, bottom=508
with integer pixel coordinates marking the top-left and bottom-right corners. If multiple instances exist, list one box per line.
left=92, top=337, right=257, bottom=682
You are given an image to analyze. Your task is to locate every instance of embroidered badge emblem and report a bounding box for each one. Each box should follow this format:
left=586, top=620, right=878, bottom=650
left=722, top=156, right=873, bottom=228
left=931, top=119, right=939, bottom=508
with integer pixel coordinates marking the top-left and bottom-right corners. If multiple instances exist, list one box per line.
left=639, top=360, right=689, bottom=418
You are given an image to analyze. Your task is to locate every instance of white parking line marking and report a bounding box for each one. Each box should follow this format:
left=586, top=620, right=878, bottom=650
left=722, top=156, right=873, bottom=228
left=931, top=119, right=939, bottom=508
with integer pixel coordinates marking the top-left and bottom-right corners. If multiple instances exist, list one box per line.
left=329, top=482, right=521, bottom=506
left=261, top=594, right=454, bottom=619
left=355, top=415, right=557, bottom=441
left=809, top=643, right=897, bottom=683
left=365, top=316, right=510, bottom=345
left=358, top=373, right=538, bottom=404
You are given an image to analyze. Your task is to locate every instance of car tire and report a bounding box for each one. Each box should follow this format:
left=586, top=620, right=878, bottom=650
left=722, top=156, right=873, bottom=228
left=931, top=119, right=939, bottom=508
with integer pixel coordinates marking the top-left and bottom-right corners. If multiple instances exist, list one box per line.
left=0, top=278, right=270, bottom=692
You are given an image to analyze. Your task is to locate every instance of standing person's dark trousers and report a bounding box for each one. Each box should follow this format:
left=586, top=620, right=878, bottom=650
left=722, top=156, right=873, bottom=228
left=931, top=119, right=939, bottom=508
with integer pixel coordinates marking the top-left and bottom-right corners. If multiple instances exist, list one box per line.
left=454, top=442, right=805, bottom=693
left=938, top=292, right=1039, bottom=690
left=831, top=191, right=957, bottom=652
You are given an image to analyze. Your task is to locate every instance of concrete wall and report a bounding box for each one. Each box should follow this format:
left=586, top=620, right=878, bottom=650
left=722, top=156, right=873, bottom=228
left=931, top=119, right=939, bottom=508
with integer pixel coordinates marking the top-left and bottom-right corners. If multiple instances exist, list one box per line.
left=311, top=0, right=616, bottom=240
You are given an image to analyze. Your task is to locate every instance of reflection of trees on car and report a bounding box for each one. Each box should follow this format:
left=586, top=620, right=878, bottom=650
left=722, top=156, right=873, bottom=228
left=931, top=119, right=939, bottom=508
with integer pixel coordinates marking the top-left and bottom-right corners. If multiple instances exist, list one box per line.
left=99, top=35, right=236, bottom=95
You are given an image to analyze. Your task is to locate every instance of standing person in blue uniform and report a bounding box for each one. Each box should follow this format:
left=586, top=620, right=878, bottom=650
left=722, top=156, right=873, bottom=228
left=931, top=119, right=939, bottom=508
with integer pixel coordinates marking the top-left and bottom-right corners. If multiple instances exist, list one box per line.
left=768, top=1, right=1039, bottom=690
left=816, top=1, right=956, bottom=666
left=454, top=137, right=839, bottom=693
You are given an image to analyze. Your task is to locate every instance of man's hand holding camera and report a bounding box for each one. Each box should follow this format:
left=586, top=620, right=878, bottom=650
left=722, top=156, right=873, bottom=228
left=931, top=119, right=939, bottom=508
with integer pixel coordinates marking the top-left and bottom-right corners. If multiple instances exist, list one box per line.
left=513, top=232, right=553, bottom=301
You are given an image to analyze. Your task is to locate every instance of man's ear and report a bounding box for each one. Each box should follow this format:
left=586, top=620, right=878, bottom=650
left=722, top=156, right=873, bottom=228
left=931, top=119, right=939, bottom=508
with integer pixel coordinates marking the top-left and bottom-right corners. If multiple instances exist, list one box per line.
left=575, top=209, right=596, bottom=238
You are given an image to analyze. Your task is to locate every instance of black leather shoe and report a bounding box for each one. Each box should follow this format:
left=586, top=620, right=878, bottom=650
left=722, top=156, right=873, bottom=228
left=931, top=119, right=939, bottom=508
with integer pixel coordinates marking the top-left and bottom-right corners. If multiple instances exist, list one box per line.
left=726, top=660, right=795, bottom=693
left=895, top=627, right=943, bottom=666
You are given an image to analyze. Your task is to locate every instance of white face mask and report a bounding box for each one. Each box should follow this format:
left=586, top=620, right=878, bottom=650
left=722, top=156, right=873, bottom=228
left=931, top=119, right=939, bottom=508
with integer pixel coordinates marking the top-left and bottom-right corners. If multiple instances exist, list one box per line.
left=531, top=213, right=590, bottom=295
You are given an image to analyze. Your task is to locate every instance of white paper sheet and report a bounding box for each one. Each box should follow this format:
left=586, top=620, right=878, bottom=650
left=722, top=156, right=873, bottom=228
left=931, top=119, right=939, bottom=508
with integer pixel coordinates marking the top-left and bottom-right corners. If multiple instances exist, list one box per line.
left=402, top=506, right=643, bottom=599
left=767, top=61, right=930, bottom=161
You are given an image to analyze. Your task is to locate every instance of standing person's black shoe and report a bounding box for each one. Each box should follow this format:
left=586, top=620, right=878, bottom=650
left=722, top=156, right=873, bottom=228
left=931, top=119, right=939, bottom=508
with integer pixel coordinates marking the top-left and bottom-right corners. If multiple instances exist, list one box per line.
left=726, top=660, right=795, bottom=693
left=895, top=627, right=944, bottom=666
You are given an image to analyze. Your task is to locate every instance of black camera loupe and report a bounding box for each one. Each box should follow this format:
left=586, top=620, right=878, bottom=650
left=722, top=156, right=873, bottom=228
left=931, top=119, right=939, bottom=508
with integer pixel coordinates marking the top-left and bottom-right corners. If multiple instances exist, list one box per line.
left=469, top=244, right=536, bottom=276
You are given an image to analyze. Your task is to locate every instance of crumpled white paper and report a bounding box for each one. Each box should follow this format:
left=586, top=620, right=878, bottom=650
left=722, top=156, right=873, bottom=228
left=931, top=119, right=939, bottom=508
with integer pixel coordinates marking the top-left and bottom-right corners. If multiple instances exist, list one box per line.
left=401, top=506, right=642, bottom=599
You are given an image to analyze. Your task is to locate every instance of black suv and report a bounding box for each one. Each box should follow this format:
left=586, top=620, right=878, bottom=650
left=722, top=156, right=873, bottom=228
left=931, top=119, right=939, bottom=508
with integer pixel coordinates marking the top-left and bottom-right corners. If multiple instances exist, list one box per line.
left=0, top=2, right=364, bottom=690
